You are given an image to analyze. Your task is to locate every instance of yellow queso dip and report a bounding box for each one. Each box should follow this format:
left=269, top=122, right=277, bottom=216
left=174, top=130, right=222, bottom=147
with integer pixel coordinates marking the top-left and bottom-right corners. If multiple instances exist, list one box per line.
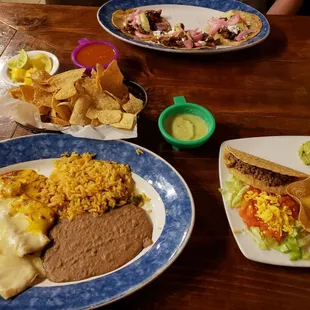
left=165, top=114, right=208, bottom=141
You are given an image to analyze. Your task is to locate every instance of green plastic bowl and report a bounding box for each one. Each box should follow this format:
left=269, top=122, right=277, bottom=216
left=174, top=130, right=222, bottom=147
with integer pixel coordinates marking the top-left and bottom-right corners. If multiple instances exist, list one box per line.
left=158, top=96, right=216, bottom=151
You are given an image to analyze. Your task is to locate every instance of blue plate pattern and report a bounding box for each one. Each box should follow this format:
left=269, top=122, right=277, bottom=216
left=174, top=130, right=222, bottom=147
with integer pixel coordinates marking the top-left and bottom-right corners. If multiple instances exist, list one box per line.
left=97, top=0, right=270, bottom=54
left=0, top=134, right=194, bottom=310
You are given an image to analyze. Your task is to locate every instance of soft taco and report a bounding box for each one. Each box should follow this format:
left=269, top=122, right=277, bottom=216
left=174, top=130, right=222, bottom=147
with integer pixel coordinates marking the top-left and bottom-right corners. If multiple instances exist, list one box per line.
left=223, top=146, right=308, bottom=195
left=205, top=10, right=262, bottom=46
left=112, top=9, right=220, bottom=50
left=157, top=26, right=220, bottom=50
left=112, top=8, right=171, bottom=41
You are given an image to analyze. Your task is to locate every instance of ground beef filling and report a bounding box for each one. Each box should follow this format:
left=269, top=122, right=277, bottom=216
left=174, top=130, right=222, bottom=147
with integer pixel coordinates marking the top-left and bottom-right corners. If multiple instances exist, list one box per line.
left=226, top=153, right=298, bottom=187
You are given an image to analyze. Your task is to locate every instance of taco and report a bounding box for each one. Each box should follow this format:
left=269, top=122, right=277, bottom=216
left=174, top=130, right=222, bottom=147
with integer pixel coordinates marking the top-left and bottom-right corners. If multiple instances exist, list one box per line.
left=223, top=146, right=308, bottom=195
left=221, top=146, right=310, bottom=261
left=157, top=26, right=220, bottom=50
left=112, top=8, right=171, bottom=41
left=205, top=10, right=262, bottom=46
left=112, top=9, right=220, bottom=50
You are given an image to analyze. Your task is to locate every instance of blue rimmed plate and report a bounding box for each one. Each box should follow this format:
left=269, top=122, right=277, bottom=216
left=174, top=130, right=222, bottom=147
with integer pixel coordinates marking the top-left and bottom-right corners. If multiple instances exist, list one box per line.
left=0, top=134, right=194, bottom=309
left=97, top=0, right=270, bottom=54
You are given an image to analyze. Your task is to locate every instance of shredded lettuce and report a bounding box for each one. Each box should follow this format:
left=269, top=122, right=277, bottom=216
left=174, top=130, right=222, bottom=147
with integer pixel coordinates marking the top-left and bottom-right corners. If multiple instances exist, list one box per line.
left=249, top=225, right=310, bottom=261
left=220, top=176, right=310, bottom=261
left=219, top=176, right=249, bottom=208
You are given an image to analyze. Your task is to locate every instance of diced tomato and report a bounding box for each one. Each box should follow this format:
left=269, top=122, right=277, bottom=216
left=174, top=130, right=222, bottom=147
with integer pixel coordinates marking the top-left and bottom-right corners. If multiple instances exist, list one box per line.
left=239, top=200, right=261, bottom=227
left=239, top=188, right=299, bottom=243
left=278, top=195, right=300, bottom=219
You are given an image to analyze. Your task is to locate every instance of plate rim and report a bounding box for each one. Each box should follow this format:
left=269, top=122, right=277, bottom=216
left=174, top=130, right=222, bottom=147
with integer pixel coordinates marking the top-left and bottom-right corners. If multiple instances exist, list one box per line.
left=97, top=0, right=270, bottom=54
left=218, top=136, right=310, bottom=268
left=0, top=134, right=195, bottom=308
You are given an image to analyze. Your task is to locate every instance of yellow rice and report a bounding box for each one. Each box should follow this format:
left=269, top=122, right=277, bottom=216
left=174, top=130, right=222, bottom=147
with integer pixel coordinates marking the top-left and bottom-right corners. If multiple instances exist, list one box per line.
left=41, top=152, right=138, bottom=220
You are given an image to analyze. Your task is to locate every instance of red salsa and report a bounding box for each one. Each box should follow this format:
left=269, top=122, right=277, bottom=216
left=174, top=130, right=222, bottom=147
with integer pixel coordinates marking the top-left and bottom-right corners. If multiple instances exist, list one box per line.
left=76, top=44, right=116, bottom=67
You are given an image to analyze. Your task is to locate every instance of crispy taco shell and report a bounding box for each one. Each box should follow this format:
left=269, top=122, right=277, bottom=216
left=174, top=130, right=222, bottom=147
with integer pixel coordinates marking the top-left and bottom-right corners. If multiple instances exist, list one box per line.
left=224, top=146, right=308, bottom=195
left=112, top=9, right=171, bottom=41
left=287, top=178, right=310, bottom=232
left=206, top=10, right=262, bottom=46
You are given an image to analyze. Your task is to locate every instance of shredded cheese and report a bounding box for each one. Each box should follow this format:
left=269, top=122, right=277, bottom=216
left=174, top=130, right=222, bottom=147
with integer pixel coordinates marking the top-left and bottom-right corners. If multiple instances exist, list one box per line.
left=244, top=190, right=295, bottom=236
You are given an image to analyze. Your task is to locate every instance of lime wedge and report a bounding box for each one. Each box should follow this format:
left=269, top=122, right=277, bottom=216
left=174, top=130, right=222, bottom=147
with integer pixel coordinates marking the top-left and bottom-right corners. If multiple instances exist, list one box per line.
left=7, top=49, right=28, bottom=69
left=29, top=54, right=52, bottom=73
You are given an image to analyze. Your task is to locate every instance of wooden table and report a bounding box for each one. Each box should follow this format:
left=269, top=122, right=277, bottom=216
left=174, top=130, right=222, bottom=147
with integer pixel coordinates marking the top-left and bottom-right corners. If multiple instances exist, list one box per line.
left=1, top=3, right=310, bottom=310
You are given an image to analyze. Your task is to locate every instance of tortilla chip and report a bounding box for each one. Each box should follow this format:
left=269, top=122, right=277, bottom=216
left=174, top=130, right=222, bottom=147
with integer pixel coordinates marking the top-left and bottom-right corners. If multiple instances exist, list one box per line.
left=54, top=83, right=77, bottom=101
left=47, top=68, right=85, bottom=89
left=50, top=117, right=70, bottom=126
left=97, top=110, right=123, bottom=125
left=80, top=77, right=99, bottom=98
left=33, top=87, right=53, bottom=108
left=99, top=60, right=128, bottom=99
left=68, top=93, right=79, bottom=108
left=122, top=94, right=144, bottom=114
left=96, top=63, right=105, bottom=90
left=56, top=102, right=72, bottom=121
left=38, top=105, right=51, bottom=115
left=111, top=113, right=135, bottom=129
left=91, top=69, right=97, bottom=79
left=96, top=92, right=121, bottom=110
left=31, top=70, right=52, bottom=85
left=105, top=90, right=127, bottom=105
left=91, top=118, right=101, bottom=126
left=19, top=85, right=35, bottom=103
left=50, top=109, right=56, bottom=118
left=8, top=88, right=23, bottom=100
left=69, top=95, right=92, bottom=125
left=37, top=83, right=58, bottom=93
left=287, top=178, right=310, bottom=232
left=86, top=106, right=100, bottom=120
left=74, top=79, right=85, bottom=94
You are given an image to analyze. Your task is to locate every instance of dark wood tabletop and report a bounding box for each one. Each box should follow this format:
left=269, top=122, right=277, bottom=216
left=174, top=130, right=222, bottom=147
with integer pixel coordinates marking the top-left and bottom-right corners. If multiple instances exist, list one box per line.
left=1, top=3, right=310, bottom=310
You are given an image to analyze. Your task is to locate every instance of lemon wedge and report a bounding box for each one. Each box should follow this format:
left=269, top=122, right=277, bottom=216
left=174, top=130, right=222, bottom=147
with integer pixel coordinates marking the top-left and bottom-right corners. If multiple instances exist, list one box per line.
left=7, top=50, right=28, bottom=70
left=29, top=54, right=52, bottom=73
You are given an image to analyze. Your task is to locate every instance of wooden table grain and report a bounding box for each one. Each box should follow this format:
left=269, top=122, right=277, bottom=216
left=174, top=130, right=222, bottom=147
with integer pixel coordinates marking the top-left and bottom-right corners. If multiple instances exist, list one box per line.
left=1, top=3, right=310, bottom=310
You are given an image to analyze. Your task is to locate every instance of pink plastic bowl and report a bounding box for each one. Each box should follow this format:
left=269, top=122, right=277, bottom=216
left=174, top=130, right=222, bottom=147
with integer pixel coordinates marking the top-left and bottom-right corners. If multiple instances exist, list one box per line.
left=71, top=38, right=119, bottom=71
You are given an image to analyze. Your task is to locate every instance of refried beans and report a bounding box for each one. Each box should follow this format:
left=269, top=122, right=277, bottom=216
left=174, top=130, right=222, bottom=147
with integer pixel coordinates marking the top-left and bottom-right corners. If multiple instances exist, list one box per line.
left=42, top=204, right=153, bottom=282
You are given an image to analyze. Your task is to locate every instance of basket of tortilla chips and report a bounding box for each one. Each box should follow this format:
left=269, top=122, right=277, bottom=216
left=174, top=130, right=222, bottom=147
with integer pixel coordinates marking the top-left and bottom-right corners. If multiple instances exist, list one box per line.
left=4, top=60, right=147, bottom=136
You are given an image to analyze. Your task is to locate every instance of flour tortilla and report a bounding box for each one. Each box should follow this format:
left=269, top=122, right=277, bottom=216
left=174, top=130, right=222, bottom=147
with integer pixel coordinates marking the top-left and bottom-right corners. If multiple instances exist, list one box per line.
left=224, top=146, right=308, bottom=195
left=112, top=9, right=171, bottom=40
left=206, top=10, right=263, bottom=46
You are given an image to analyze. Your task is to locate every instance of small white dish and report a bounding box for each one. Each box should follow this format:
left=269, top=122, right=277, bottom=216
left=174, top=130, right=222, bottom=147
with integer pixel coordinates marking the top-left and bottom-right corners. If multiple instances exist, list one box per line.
left=0, top=50, right=59, bottom=87
left=219, top=136, right=310, bottom=267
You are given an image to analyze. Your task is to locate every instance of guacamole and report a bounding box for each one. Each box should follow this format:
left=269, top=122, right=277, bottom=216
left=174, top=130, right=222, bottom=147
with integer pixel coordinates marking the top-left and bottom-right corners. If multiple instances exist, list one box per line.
left=165, top=114, right=208, bottom=141
left=299, top=141, right=310, bottom=165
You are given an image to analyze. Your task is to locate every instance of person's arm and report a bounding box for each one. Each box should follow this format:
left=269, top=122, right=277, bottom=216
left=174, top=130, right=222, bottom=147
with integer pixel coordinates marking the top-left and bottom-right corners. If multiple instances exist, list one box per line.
left=267, top=0, right=303, bottom=15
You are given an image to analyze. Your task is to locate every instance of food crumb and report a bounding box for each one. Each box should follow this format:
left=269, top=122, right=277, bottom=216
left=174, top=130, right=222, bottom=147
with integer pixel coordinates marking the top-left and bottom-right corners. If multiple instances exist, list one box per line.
left=147, top=209, right=152, bottom=213
left=233, top=229, right=241, bottom=234
left=136, top=148, right=144, bottom=156
left=165, top=209, right=169, bottom=214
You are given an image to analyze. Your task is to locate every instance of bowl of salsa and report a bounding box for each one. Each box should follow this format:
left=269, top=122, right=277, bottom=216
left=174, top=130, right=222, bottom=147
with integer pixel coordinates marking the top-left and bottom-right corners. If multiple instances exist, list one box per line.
left=72, top=38, right=119, bottom=71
